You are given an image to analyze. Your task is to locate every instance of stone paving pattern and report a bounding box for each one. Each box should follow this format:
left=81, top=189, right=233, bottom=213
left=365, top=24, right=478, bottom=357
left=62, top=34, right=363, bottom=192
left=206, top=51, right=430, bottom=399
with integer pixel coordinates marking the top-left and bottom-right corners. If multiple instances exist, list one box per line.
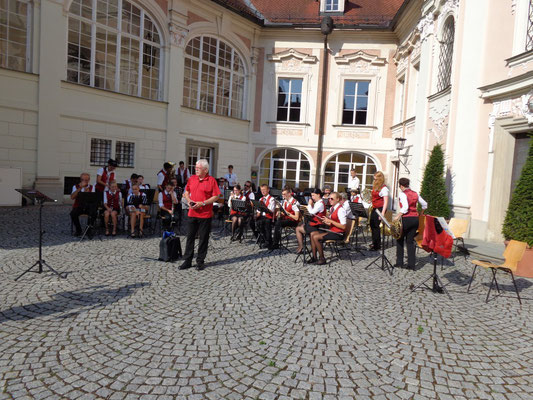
left=1, top=205, right=533, bottom=400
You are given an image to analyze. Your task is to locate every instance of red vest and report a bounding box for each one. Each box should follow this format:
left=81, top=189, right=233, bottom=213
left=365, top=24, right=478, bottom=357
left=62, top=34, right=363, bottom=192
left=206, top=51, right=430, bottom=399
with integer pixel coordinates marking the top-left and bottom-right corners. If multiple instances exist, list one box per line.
left=372, top=186, right=386, bottom=208
left=422, top=216, right=453, bottom=258
left=260, top=195, right=274, bottom=220
left=400, top=189, right=419, bottom=218
left=106, top=191, right=120, bottom=210
left=73, top=184, right=93, bottom=208
left=95, top=167, right=115, bottom=192
left=162, top=191, right=173, bottom=210
left=309, top=199, right=326, bottom=226
left=351, top=195, right=361, bottom=203
left=282, top=198, right=297, bottom=220
left=329, top=204, right=344, bottom=233
left=230, top=194, right=246, bottom=216
left=158, top=169, right=169, bottom=188
left=124, top=179, right=132, bottom=192
left=244, top=190, right=253, bottom=201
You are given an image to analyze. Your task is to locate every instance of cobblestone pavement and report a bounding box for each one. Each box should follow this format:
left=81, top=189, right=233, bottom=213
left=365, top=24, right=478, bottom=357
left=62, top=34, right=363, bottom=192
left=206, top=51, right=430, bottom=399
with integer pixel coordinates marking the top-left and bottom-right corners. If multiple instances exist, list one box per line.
left=1, top=205, right=533, bottom=400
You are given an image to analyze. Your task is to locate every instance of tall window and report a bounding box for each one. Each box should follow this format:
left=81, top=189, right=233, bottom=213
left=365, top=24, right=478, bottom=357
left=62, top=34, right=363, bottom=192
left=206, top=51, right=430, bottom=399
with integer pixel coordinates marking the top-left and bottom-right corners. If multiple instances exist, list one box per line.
left=325, top=0, right=339, bottom=12
left=527, top=0, right=533, bottom=51
left=436, top=17, right=455, bottom=92
left=0, top=0, right=31, bottom=72
left=67, top=0, right=162, bottom=100
left=259, top=149, right=311, bottom=190
left=324, top=152, right=377, bottom=192
left=90, top=137, right=135, bottom=167
left=342, top=80, right=369, bottom=125
left=277, top=78, right=302, bottom=122
left=183, top=36, right=246, bottom=119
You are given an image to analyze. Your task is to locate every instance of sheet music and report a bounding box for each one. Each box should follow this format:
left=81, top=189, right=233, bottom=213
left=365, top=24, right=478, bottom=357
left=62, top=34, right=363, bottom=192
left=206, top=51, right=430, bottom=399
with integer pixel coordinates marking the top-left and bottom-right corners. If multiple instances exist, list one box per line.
left=375, top=209, right=391, bottom=229
left=436, top=217, right=456, bottom=239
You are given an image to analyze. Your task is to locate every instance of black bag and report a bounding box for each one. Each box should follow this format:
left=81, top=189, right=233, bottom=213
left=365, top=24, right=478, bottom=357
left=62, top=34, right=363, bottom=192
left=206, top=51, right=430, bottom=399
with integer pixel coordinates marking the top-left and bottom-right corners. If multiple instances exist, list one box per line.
left=159, top=236, right=182, bottom=262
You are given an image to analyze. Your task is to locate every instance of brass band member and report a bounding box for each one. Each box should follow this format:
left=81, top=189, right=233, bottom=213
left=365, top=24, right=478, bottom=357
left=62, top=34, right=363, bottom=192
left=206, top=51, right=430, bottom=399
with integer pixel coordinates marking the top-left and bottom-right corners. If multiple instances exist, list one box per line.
left=309, top=192, right=347, bottom=265
left=137, top=175, right=150, bottom=189
left=393, top=178, right=427, bottom=270
left=243, top=181, right=256, bottom=235
left=103, top=181, right=122, bottom=236
left=256, top=184, right=276, bottom=249
left=126, top=184, right=149, bottom=237
left=340, top=192, right=354, bottom=219
left=228, top=184, right=246, bottom=242
left=369, top=171, right=389, bottom=251
left=124, top=173, right=138, bottom=194
left=157, top=162, right=175, bottom=192
left=158, top=182, right=179, bottom=230
left=295, top=188, right=326, bottom=254
left=176, top=161, right=190, bottom=188
left=70, top=172, right=96, bottom=236
left=272, top=187, right=300, bottom=250
left=95, top=158, right=117, bottom=192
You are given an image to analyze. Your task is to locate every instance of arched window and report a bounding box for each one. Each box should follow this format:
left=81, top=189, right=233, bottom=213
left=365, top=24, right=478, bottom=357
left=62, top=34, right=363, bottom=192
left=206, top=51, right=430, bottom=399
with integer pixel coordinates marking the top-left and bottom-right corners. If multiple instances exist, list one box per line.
left=67, top=0, right=162, bottom=100
left=324, top=152, right=377, bottom=192
left=436, top=17, right=455, bottom=92
left=183, top=36, right=246, bottom=119
left=259, top=149, right=311, bottom=190
left=0, top=0, right=32, bottom=72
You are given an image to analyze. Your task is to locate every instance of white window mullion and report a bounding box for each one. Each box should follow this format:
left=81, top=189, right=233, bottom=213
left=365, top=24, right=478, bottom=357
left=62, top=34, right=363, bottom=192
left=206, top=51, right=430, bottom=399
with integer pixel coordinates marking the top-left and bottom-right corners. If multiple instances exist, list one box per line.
left=228, top=49, right=235, bottom=116
left=137, top=10, right=145, bottom=97
left=196, top=36, right=203, bottom=110
left=89, top=0, right=97, bottom=87
left=213, top=39, right=220, bottom=114
left=26, top=3, right=32, bottom=72
left=115, top=0, right=123, bottom=92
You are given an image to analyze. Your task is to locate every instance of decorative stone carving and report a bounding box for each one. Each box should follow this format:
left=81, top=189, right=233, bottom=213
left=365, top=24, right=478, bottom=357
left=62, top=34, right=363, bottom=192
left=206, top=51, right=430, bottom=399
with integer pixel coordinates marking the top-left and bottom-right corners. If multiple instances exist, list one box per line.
left=417, top=13, right=435, bottom=43
left=488, top=90, right=533, bottom=127
left=511, top=0, right=517, bottom=15
left=337, top=131, right=370, bottom=139
left=271, top=128, right=303, bottom=136
left=267, top=49, right=318, bottom=64
left=440, top=0, right=460, bottom=19
left=169, top=24, right=188, bottom=48
left=335, top=50, right=386, bottom=74
left=429, top=115, right=449, bottom=142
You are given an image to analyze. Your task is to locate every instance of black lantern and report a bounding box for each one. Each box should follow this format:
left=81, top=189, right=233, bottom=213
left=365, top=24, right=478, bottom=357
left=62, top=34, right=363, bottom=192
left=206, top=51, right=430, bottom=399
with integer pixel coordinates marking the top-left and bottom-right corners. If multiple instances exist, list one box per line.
left=395, top=137, right=410, bottom=174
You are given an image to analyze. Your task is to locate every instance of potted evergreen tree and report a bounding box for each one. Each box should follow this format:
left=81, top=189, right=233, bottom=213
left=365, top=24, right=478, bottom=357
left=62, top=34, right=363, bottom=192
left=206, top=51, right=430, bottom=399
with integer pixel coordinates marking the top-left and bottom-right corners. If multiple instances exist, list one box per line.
left=419, top=144, right=451, bottom=219
left=502, top=137, right=533, bottom=278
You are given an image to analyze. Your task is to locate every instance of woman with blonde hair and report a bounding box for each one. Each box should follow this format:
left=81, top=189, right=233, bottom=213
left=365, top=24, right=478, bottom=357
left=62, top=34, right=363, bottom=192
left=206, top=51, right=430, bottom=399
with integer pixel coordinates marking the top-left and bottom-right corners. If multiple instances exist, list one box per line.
left=369, top=171, right=389, bottom=251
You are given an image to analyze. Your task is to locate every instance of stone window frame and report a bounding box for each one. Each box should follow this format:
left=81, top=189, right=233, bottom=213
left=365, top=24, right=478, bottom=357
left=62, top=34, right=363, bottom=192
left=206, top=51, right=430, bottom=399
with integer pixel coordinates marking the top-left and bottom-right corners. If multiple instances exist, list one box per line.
left=89, top=136, right=136, bottom=168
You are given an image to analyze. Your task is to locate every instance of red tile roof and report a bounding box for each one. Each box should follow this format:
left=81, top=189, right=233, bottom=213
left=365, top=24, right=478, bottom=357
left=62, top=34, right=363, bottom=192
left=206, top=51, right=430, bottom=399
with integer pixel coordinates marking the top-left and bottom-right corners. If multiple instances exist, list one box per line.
left=211, top=0, right=407, bottom=28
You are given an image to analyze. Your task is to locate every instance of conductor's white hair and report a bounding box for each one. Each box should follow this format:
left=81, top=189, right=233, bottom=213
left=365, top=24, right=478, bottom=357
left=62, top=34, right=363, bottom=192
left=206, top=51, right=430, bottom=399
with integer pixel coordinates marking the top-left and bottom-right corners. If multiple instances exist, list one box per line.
left=196, top=159, right=209, bottom=170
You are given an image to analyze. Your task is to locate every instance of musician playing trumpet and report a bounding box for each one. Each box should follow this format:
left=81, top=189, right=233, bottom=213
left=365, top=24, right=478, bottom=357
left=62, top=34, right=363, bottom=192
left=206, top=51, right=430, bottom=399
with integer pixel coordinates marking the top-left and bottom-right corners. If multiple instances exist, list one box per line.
left=272, top=187, right=300, bottom=250
left=393, top=178, right=427, bottom=270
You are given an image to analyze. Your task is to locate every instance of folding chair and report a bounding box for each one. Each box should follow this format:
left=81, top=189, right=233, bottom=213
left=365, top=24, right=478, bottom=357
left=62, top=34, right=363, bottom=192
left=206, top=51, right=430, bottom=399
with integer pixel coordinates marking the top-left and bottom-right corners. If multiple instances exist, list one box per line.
left=324, top=219, right=356, bottom=266
left=448, top=217, right=469, bottom=261
left=467, top=240, right=527, bottom=304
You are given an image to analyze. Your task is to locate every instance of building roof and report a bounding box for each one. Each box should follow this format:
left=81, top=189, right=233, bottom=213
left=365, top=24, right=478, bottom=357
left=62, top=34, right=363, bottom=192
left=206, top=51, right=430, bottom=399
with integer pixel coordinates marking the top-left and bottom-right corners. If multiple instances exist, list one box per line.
left=210, top=0, right=407, bottom=28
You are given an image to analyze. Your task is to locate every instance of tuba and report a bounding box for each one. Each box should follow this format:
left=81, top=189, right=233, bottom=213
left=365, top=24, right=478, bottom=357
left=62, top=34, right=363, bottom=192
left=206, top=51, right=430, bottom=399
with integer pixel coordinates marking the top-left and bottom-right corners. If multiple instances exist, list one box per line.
left=390, top=216, right=403, bottom=239
left=361, top=188, right=372, bottom=204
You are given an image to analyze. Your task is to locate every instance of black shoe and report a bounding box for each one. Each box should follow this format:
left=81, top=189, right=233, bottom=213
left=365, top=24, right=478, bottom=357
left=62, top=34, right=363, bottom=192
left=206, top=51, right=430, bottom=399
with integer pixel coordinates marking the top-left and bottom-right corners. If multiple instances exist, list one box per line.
left=394, top=264, right=404, bottom=269
left=316, top=258, right=327, bottom=265
left=179, top=261, right=192, bottom=270
left=306, top=257, right=317, bottom=264
left=196, top=262, right=205, bottom=271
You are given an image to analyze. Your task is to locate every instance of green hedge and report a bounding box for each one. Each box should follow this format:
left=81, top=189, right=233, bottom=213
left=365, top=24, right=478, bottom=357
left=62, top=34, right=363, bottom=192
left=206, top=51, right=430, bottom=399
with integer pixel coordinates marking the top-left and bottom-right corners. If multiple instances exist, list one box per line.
left=419, top=144, right=450, bottom=219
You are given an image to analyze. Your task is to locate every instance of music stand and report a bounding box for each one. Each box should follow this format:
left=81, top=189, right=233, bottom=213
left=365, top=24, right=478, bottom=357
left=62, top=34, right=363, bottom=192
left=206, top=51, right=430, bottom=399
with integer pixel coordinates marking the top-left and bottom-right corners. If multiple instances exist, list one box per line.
left=78, top=192, right=103, bottom=242
left=251, top=200, right=271, bottom=249
left=295, top=195, right=308, bottom=205
left=348, top=202, right=367, bottom=256
left=14, top=189, right=65, bottom=281
left=365, top=209, right=394, bottom=275
left=410, top=217, right=452, bottom=299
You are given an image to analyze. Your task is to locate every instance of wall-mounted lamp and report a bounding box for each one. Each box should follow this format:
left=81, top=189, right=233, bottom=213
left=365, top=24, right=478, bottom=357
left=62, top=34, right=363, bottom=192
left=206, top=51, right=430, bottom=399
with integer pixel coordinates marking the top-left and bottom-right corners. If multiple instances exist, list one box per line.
left=395, top=137, right=410, bottom=174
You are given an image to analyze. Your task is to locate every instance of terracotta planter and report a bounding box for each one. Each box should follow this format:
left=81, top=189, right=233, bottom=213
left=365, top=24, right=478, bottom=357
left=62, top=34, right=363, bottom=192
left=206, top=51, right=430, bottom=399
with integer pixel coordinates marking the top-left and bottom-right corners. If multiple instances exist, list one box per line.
left=505, top=240, right=533, bottom=278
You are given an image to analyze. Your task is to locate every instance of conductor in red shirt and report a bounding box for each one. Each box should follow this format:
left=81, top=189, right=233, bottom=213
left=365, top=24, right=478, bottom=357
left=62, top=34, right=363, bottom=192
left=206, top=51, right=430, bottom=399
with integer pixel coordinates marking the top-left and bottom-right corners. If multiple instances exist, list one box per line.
left=180, top=159, right=221, bottom=271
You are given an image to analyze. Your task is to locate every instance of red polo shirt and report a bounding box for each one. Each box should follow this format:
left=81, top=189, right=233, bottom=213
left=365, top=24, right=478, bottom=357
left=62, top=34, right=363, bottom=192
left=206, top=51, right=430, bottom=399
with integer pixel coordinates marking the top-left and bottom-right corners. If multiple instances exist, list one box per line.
left=186, top=174, right=221, bottom=218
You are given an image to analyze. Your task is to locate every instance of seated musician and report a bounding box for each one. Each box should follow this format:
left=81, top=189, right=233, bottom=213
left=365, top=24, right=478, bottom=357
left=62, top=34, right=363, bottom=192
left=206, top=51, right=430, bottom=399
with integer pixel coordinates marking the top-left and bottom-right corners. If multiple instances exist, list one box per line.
left=350, top=189, right=362, bottom=203
left=228, top=184, right=247, bottom=242
left=322, top=185, right=332, bottom=200
left=103, top=181, right=122, bottom=236
left=214, top=177, right=227, bottom=220
left=126, top=184, right=149, bottom=237
left=295, top=188, right=326, bottom=254
left=70, top=172, right=96, bottom=236
left=340, top=192, right=355, bottom=219
left=272, top=186, right=300, bottom=250
left=157, top=162, right=174, bottom=192
left=137, top=175, right=150, bottom=189
left=243, top=181, right=256, bottom=236
left=124, top=173, right=139, bottom=194
left=310, top=192, right=347, bottom=265
left=158, top=182, right=179, bottom=230
left=170, top=177, right=183, bottom=225
left=256, top=184, right=276, bottom=249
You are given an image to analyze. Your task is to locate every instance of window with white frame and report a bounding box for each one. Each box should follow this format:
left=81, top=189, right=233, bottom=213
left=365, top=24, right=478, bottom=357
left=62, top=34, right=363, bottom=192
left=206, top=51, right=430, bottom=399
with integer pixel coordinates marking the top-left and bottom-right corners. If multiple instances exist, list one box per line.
left=183, top=36, right=246, bottom=119
left=324, top=152, right=377, bottom=192
left=259, top=148, right=311, bottom=190
left=67, top=0, right=162, bottom=100
left=188, top=145, right=214, bottom=176
left=395, top=76, right=405, bottom=124
left=526, top=0, right=533, bottom=51
left=436, top=17, right=455, bottom=92
left=277, top=78, right=302, bottom=122
left=325, top=0, right=340, bottom=12
left=90, top=137, right=135, bottom=167
left=342, top=80, right=370, bottom=125
left=0, top=0, right=32, bottom=72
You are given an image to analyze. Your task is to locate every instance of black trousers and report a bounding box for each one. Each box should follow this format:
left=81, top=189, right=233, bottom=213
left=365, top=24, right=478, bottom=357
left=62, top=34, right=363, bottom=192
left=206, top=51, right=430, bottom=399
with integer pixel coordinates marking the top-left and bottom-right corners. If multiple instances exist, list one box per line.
left=396, top=216, right=419, bottom=268
left=183, top=217, right=212, bottom=264
left=273, top=219, right=298, bottom=246
left=256, top=217, right=273, bottom=245
left=370, top=207, right=384, bottom=249
left=70, top=206, right=97, bottom=233
left=161, top=210, right=180, bottom=230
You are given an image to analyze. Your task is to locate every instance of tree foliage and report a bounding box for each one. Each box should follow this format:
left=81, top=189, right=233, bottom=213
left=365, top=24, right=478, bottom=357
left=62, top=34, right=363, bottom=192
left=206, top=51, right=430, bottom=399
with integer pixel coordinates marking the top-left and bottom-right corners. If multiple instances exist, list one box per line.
left=502, top=137, right=533, bottom=246
left=419, top=144, right=450, bottom=219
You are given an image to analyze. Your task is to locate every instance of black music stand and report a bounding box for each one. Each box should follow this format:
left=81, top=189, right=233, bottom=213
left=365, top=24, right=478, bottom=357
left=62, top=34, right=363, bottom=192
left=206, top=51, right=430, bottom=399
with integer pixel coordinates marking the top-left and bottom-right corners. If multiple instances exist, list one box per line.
left=365, top=209, right=394, bottom=275
left=14, top=189, right=65, bottom=281
left=295, top=195, right=308, bottom=205
left=229, top=199, right=248, bottom=241
left=251, top=200, right=271, bottom=249
left=294, top=206, right=312, bottom=265
left=348, top=202, right=367, bottom=256
left=78, top=192, right=103, bottom=242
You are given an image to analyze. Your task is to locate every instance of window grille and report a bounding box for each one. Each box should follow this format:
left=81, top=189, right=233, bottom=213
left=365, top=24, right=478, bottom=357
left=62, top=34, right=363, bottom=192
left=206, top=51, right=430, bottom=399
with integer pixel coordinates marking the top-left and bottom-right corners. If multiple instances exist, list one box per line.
left=116, top=141, right=135, bottom=168
left=527, top=0, right=533, bottom=51
left=67, top=0, right=162, bottom=100
left=258, top=148, right=311, bottom=190
left=342, top=81, right=370, bottom=125
left=277, top=78, right=302, bottom=122
left=0, top=0, right=31, bottom=72
left=324, top=152, right=377, bottom=193
left=90, top=138, right=112, bottom=166
left=325, top=0, right=339, bottom=12
left=183, top=36, right=246, bottom=119
left=436, top=18, right=455, bottom=92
